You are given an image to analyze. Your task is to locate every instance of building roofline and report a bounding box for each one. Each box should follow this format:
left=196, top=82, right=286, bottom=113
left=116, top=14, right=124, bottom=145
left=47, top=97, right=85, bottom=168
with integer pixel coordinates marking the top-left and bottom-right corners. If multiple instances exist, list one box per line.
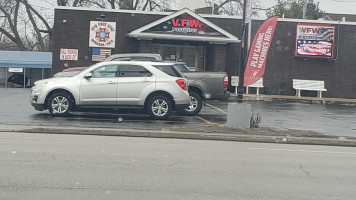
left=129, top=8, right=240, bottom=43
left=55, top=6, right=356, bottom=26
left=55, top=6, right=171, bottom=16
left=128, top=33, right=240, bottom=44
left=0, top=51, right=52, bottom=69
left=277, top=17, right=356, bottom=25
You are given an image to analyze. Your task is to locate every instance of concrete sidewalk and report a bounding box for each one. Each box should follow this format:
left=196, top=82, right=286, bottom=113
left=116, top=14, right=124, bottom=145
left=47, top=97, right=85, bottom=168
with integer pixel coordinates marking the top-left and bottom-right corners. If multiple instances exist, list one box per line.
left=234, top=93, right=356, bottom=106
left=1, top=124, right=355, bottom=147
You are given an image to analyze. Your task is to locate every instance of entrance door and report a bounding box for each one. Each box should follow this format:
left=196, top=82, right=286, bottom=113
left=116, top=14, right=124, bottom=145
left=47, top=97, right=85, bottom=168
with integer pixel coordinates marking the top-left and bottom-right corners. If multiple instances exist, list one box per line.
left=158, top=45, right=206, bottom=71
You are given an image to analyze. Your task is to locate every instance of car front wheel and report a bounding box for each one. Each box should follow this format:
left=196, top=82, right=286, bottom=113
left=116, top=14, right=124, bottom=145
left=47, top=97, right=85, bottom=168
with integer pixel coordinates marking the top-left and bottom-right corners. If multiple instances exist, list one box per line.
left=147, top=95, right=172, bottom=120
left=47, top=92, right=73, bottom=116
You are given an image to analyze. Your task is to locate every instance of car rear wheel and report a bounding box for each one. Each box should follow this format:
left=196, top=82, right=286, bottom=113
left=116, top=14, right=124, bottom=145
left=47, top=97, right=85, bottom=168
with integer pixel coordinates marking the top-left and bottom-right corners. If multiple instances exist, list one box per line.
left=180, top=91, right=202, bottom=116
left=147, top=95, right=172, bottom=120
left=47, top=92, right=72, bottom=116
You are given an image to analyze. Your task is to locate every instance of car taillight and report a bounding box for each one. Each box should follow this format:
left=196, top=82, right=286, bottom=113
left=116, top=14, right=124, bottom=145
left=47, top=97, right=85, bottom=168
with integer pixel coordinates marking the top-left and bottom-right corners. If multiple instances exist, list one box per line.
left=223, top=75, right=228, bottom=89
left=176, top=79, right=187, bottom=91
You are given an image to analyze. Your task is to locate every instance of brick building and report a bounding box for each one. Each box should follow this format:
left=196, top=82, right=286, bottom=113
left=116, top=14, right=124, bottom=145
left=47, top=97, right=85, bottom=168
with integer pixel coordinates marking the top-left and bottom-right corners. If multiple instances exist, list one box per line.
left=53, top=7, right=356, bottom=99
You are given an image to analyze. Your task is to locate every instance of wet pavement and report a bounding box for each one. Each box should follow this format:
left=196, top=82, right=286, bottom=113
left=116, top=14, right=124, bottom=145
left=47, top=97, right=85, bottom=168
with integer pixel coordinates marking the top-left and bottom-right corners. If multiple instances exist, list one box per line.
left=1, top=88, right=355, bottom=137
left=232, top=100, right=356, bottom=137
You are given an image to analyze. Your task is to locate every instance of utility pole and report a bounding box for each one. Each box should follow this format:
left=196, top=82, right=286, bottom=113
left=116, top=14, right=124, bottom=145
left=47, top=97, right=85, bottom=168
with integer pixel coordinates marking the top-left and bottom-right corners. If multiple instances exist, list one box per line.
left=302, top=0, right=308, bottom=19
left=211, top=0, right=214, bottom=14
left=237, top=0, right=247, bottom=103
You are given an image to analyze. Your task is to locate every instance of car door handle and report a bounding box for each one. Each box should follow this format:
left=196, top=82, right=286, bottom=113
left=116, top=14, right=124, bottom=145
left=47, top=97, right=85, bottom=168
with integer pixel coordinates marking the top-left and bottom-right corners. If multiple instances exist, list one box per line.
left=108, top=81, right=116, bottom=84
left=143, top=79, right=151, bottom=82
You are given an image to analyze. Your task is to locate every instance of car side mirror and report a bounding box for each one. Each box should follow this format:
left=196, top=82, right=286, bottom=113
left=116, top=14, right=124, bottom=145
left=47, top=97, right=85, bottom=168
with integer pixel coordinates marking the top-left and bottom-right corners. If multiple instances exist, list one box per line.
left=84, top=72, right=92, bottom=79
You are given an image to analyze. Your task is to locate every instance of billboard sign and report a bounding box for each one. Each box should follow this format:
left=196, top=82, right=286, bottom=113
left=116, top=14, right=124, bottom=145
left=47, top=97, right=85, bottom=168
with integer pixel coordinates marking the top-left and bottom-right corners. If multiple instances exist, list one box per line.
left=295, top=23, right=335, bottom=59
left=89, top=21, right=116, bottom=48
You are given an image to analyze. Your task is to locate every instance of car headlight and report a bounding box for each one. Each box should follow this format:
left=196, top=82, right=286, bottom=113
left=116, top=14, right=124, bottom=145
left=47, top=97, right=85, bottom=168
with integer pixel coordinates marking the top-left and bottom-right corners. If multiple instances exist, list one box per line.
left=33, top=81, right=48, bottom=91
left=35, top=81, right=48, bottom=87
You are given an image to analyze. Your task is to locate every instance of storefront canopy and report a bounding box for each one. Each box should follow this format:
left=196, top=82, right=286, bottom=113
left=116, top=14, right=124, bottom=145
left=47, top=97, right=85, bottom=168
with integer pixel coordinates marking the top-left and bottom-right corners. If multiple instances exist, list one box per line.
left=0, top=51, right=52, bottom=69
left=128, top=8, right=240, bottom=44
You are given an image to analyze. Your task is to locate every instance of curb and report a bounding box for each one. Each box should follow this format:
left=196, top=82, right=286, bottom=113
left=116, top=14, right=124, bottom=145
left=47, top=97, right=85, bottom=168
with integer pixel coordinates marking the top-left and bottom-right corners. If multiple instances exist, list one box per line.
left=1, top=125, right=356, bottom=147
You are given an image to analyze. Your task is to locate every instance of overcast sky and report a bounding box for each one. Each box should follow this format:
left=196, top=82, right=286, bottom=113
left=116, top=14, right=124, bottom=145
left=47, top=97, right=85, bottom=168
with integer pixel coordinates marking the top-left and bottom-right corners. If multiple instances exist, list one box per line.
left=31, top=0, right=356, bottom=16
left=261, top=0, right=356, bottom=15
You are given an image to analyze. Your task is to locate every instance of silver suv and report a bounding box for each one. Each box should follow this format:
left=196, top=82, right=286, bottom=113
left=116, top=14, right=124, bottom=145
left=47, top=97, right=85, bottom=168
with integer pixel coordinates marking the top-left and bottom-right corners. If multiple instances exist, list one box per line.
left=31, top=61, right=190, bottom=119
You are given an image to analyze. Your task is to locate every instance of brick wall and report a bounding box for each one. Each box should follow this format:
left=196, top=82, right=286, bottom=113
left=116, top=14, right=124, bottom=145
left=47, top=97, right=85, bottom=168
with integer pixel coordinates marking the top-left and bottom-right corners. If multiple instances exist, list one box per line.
left=52, top=9, right=164, bottom=75
left=262, top=20, right=356, bottom=98
left=52, top=9, right=356, bottom=98
left=139, top=41, right=153, bottom=53
left=212, top=45, right=227, bottom=72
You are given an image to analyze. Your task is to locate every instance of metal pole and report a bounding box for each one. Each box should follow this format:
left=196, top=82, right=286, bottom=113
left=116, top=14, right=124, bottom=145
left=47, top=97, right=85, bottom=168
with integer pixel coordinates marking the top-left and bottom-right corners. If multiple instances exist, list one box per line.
left=23, top=68, right=26, bottom=88
left=5, top=67, right=8, bottom=88
left=237, top=0, right=247, bottom=103
left=247, top=0, right=252, bottom=50
left=302, top=0, right=308, bottom=19
left=211, top=0, right=214, bottom=14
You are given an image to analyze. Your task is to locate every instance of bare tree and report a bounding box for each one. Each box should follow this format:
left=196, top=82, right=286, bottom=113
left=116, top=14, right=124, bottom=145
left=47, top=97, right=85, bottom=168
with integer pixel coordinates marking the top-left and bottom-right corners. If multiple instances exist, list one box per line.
left=101, top=0, right=179, bottom=11
left=0, top=0, right=188, bottom=51
left=208, top=0, right=261, bottom=16
left=0, top=0, right=27, bottom=50
left=0, top=0, right=93, bottom=51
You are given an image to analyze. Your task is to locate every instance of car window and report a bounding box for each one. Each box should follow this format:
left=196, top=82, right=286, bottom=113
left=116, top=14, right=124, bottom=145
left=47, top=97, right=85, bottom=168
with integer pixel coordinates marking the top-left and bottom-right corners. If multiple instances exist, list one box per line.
left=91, top=65, right=118, bottom=78
left=118, top=65, right=153, bottom=77
left=152, top=65, right=183, bottom=77
left=173, top=64, right=191, bottom=72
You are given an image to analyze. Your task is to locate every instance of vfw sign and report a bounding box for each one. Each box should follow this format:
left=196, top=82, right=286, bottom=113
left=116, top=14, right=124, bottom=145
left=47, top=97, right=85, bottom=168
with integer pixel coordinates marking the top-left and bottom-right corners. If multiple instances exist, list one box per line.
left=89, top=21, right=116, bottom=48
left=144, top=13, right=223, bottom=36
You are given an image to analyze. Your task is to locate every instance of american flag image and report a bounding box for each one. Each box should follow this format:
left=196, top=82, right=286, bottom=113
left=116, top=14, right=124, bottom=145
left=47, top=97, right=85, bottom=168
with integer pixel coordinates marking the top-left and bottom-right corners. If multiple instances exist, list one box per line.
left=92, top=48, right=111, bottom=61
left=320, top=27, right=335, bottom=39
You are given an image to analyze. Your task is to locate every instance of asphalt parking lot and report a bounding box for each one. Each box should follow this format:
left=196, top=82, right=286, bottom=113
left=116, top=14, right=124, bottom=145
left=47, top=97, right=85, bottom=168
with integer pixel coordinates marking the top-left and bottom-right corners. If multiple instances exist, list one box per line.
left=0, top=88, right=228, bottom=133
left=1, top=88, right=356, bottom=138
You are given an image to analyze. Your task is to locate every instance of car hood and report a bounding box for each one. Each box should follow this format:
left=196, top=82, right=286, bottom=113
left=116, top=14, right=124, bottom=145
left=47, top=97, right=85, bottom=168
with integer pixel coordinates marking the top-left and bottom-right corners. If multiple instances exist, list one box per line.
left=34, top=76, right=77, bottom=85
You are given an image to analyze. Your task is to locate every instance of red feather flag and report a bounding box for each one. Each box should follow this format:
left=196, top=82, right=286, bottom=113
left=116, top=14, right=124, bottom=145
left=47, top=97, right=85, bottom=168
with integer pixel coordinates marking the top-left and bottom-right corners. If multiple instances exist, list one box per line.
left=244, top=16, right=278, bottom=86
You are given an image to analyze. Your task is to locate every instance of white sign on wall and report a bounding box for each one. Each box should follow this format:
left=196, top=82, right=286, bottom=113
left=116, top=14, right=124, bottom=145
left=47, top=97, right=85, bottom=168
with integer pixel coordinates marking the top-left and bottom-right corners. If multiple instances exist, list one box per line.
left=8, top=68, right=23, bottom=72
left=231, top=76, right=239, bottom=87
left=60, top=48, right=78, bottom=60
left=89, top=21, right=116, bottom=48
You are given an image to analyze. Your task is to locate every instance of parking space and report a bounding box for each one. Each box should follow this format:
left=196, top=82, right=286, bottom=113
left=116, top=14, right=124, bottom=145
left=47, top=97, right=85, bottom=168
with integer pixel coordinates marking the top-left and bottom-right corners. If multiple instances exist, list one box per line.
left=0, top=88, right=229, bottom=133
left=1, top=88, right=356, bottom=137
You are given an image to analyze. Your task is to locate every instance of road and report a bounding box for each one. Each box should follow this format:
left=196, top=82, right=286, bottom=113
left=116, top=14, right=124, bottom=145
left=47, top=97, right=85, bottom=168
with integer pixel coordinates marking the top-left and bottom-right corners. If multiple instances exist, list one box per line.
left=1, top=132, right=356, bottom=200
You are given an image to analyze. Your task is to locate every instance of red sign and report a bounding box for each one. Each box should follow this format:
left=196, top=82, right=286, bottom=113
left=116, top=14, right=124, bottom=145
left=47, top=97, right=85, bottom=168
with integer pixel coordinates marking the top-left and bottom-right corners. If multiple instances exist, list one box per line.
left=244, top=16, right=278, bottom=86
